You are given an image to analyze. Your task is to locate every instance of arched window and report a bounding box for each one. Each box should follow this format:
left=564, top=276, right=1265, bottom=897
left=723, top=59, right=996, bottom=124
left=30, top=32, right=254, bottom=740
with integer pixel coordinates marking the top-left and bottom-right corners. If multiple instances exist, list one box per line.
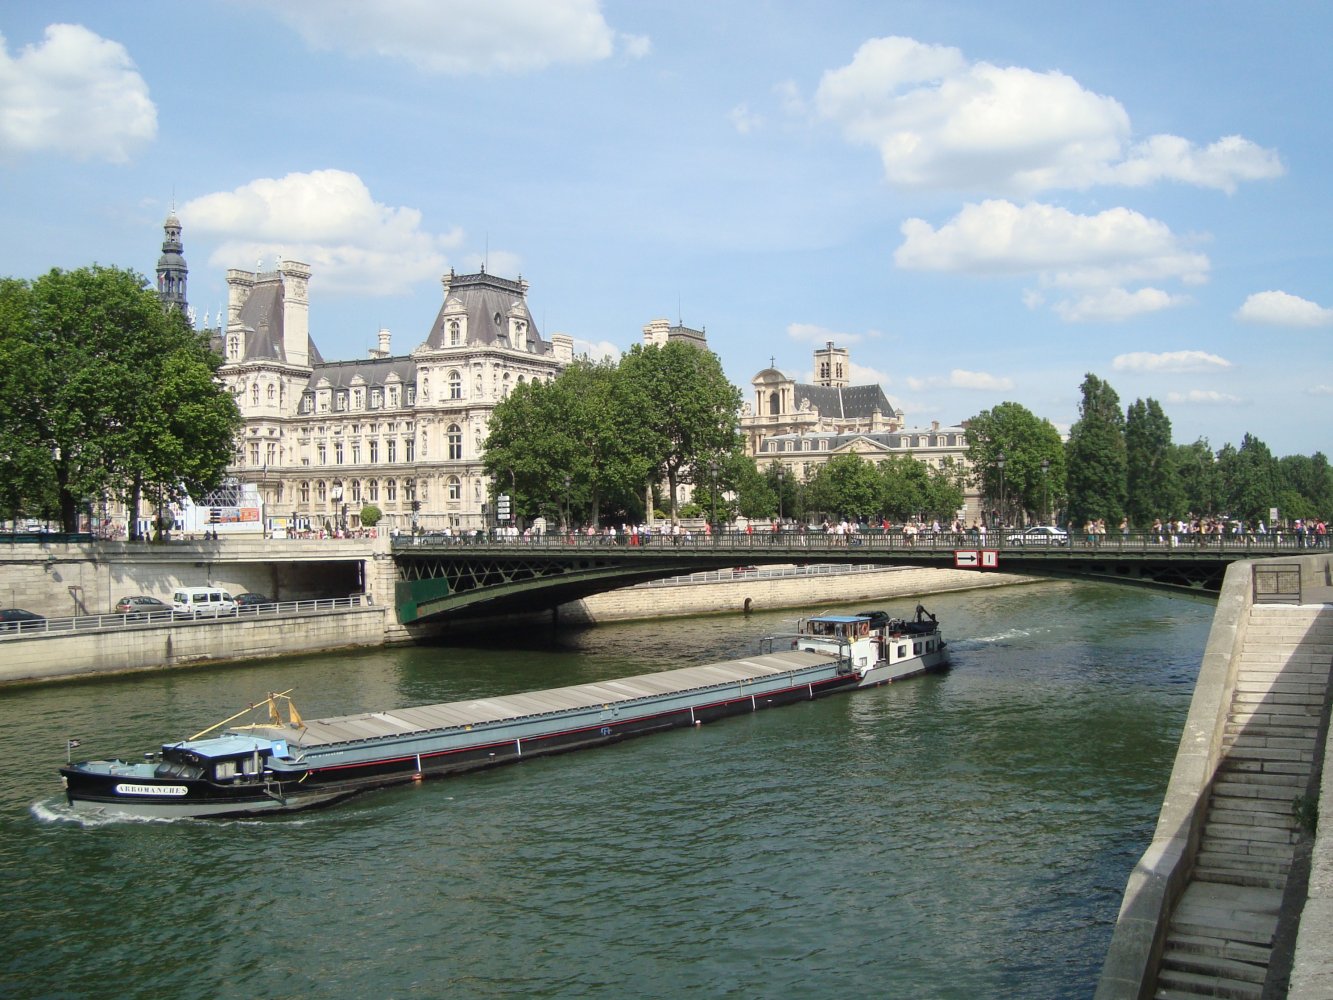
left=267, top=384, right=276, bottom=402
left=351, top=479, right=361, bottom=502
left=447, top=475, right=461, bottom=500
left=449, top=371, right=462, bottom=399
left=251, top=384, right=260, bottom=405
left=448, top=424, right=462, bottom=460
left=369, top=479, right=379, bottom=502
left=386, top=479, right=397, bottom=502
left=768, top=391, right=780, bottom=416
left=502, top=372, right=511, bottom=398
left=448, top=319, right=462, bottom=346
left=317, top=480, right=327, bottom=502
left=300, top=481, right=310, bottom=503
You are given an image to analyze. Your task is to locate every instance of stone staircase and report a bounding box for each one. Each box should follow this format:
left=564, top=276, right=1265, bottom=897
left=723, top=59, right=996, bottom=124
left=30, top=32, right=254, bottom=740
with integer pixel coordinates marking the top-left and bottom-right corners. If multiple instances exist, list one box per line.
left=1154, top=605, right=1332, bottom=999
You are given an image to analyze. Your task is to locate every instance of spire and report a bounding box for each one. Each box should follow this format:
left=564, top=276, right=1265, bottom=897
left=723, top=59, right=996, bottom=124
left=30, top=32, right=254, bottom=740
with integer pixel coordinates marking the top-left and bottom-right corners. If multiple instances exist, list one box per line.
left=156, top=205, right=189, bottom=316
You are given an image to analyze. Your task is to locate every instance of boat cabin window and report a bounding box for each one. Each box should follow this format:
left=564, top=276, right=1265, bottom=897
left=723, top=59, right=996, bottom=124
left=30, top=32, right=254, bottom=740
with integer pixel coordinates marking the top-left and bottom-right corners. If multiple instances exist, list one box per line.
left=154, top=760, right=203, bottom=780
left=914, top=642, right=923, bottom=655
left=897, top=645, right=907, bottom=658
left=216, top=761, right=237, bottom=780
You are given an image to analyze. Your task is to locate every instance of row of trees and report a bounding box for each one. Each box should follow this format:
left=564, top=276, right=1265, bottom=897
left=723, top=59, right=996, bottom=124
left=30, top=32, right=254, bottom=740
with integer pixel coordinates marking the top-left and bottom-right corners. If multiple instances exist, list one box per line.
left=0, top=266, right=241, bottom=535
left=967, top=374, right=1333, bottom=529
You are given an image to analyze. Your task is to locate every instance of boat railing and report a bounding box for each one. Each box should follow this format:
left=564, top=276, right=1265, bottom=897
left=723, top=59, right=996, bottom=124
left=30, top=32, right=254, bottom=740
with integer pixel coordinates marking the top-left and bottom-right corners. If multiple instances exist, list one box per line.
left=760, top=633, right=855, bottom=673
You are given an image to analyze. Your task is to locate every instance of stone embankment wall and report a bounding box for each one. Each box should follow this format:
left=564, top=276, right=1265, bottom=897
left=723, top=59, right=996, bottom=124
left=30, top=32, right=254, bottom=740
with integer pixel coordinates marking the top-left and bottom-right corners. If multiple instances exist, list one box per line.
left=0, top=607, right=387, bottom=686
left=560, top=565, right=1035, bottom=623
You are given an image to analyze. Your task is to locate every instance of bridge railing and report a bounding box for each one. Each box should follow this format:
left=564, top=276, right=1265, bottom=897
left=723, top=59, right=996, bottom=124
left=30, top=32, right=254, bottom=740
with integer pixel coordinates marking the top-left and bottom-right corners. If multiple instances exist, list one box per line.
left=0, top=595, right=372, bottom=641
left=392, top=528, right=1318, bottom=556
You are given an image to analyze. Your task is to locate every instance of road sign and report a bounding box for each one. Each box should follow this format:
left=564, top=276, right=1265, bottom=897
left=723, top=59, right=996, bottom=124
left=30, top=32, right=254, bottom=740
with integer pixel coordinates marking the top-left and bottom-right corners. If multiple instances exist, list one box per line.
left=981, top=549, right=999, bottom=568
left=954, top=550, right=979, bottom=568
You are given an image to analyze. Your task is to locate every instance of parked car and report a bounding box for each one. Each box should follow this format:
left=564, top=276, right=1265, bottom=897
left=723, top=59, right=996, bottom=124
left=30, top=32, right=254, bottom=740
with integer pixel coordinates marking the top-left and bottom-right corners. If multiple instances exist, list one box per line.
left=171, top=587, right=238, bottom=617
left=1005, top=526, right=1070, bottom=546
left=234, top=592, right=272, bottom=613
left=0, top=608, right=45, bottom=632
left=114, top=595, right=173, bottom=619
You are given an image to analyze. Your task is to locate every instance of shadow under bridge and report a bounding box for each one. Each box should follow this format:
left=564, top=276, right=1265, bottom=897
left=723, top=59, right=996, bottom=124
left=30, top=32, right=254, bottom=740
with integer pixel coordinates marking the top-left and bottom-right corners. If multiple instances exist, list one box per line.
left=390, top=529, right=1282, bottom=624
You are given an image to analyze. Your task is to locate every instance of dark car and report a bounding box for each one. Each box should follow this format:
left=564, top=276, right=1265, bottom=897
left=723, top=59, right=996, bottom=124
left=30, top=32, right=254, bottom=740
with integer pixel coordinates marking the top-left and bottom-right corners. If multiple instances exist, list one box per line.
left=114, top=595, right=173, bottom=619
left=0, top=608, right=45, bottom=632
left=234, top=593, right=273, bottom=613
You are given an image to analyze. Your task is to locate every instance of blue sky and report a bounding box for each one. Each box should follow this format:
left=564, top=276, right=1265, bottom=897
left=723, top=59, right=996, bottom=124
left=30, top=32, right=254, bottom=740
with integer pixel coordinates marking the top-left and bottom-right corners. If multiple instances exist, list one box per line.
left=2, top=1, right=1330, bottom=455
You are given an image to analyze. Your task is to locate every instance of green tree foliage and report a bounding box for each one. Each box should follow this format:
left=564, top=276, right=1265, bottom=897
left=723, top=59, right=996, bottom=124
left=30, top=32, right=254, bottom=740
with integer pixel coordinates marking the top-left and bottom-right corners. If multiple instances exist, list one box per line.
left=964, top=401, right=1065, bottom=525
left=1065, top=374, right=1127, bottom=529
left=1277, top=453, right=1333, bottom=518
left=618, top=342, right=742, bottom=520
left=1170, top=439, right=1222, bottom=517
left=1217, top=433, right=1281, bottom=524
left=803, top=454, right=882, bottom=521
left=359, top=504, right=383, bottom=527
left=1125, top=397, right=1183, bottom=527
left=0, top=265, right=240, bottom=532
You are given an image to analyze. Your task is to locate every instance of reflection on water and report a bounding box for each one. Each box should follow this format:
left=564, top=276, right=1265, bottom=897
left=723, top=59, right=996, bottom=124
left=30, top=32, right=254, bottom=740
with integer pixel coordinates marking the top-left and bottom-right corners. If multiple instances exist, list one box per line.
left=2, top=580, right=1212, bottom=999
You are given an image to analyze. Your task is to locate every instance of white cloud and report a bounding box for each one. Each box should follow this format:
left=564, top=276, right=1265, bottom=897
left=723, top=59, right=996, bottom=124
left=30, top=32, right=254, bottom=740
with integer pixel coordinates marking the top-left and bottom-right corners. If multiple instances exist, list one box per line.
left=1308, top=385, right=1333, bottom=396
left=786, top=322, right=877, bottom=345
left=896, top=199, right=1207, bottom=321
left=267, top=0, right=633, bottom=75
left=811, top=35, right=1282, bottom=195
left=0, top=23, right=156, bottom=162
left=1112, top=350, right=1232, bottom=373
left=573, top=338, right=622, bottom=362
left=181, top=169, right=463, bottom=296
left=1165, top=389, right=1243, bottom=405
left=729, top=103, right=763, bottom=135
left=1055, top=287, right=1187, bottom=322
left=1235, top=290, right=1333, bottom=327
left=905, top=369, right=1014, bottom=391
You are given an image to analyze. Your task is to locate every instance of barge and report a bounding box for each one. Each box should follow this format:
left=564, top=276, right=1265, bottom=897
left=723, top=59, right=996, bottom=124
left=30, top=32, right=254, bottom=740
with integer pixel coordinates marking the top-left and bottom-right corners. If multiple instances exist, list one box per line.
left=61, top=606, right=947, bottom=819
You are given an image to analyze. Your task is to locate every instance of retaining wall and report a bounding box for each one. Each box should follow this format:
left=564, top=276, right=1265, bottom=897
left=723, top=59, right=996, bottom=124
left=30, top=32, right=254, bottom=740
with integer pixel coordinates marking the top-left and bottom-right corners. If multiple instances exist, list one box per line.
left=0, top=606, right=387, bottom=685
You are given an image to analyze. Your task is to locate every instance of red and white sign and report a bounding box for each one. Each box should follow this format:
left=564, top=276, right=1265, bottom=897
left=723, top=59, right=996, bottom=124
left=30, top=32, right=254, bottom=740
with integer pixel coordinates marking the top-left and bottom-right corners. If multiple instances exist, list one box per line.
left=980, top=549, right=999, bottom=568
left=954, top=550, right=979, bottom=568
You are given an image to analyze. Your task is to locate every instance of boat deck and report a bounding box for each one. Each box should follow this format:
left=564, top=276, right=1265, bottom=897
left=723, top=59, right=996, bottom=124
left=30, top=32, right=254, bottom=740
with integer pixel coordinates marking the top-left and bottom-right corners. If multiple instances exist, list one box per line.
left=247, top=648, right=836, bottom=749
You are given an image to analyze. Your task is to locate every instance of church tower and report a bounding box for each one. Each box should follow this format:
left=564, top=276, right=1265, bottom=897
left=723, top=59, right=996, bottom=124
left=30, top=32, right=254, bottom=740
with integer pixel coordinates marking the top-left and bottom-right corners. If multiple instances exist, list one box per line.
left=156, top=209, right=189, bottom=315
left=813, top=341, right=849, bottom=387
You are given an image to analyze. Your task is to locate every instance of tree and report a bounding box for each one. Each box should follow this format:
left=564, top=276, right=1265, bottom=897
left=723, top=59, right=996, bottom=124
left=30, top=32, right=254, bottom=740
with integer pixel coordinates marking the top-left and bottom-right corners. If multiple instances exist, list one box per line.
left=618, top=342, right=742, bottom=520
left=359, top=504, right=383, bottom=527
left=0, top=266, right=241, bottom=533
left=1218, top=433, right=1280, bottom=524
left=1125, top=397, right=1182, bottom=527
left=964, top=401, right=1065, bottom=525
left=1065, top=374, right=1127, bottom=529
left=1171, top=439, right=1221, bottom=517
left=803, top=454, right=882, bottom=521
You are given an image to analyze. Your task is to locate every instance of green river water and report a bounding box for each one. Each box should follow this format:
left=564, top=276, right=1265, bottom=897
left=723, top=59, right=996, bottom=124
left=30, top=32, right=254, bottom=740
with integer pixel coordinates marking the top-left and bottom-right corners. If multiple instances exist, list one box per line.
left=1, top=580, right=1213, bottom=999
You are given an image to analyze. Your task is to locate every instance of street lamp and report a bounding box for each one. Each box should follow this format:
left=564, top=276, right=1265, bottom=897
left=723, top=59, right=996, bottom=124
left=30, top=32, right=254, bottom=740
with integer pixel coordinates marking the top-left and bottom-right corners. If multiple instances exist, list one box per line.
left=709, top=460, right=719, bottom=545
left=996, top=451, right=1006, bottom=530
left=776, top=465, right=784, bottom=525
left=562, top=475, right=571, bottom=532
left=1041, top=458, right=1050, bottom=526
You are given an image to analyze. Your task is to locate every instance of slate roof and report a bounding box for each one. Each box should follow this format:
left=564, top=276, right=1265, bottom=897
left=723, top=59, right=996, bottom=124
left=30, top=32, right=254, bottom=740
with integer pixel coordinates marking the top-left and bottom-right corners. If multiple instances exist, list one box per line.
left=230, top=274, right=323, bottom=365
left=793, top=383, right=897, bottom=420
left=424, top=270, right=552, bottom=354
left=305, top=356, right=415, bottom=391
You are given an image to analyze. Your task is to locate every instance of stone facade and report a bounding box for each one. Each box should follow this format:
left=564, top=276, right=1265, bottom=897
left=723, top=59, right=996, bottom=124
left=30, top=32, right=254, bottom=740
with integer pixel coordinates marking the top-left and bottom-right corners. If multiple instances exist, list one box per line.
left=218, top=264, right=574, bottom=532
left=740, top=342, right=979, bottom=521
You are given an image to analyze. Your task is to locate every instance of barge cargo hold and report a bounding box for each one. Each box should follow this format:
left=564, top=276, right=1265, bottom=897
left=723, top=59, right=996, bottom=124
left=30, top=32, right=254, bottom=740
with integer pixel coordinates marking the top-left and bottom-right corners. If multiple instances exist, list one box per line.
left=61, top=608, right=947, bottom=819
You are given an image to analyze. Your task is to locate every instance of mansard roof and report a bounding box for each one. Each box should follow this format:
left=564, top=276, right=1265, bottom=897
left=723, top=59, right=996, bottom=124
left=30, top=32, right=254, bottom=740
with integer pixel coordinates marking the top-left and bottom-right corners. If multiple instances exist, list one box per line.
left=305, top=356, right=415, bottom=391
left=793, top=383, right=898, bottom=420
left=424, top=269, right=551, bottom=354
left=756, top=424, right=967, bottom=454
left=230, top=274, right=323, bottom=365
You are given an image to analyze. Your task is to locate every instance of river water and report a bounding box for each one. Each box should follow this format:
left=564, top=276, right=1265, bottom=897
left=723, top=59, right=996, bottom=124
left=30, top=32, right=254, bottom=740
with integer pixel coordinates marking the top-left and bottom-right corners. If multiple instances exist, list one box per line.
left=1, top=580, right=1212, bottom=999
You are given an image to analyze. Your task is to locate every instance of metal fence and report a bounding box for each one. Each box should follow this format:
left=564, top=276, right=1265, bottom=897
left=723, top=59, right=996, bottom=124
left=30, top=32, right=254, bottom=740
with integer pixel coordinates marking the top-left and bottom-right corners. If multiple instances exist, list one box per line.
left=0, top=595, right=371, bottom=641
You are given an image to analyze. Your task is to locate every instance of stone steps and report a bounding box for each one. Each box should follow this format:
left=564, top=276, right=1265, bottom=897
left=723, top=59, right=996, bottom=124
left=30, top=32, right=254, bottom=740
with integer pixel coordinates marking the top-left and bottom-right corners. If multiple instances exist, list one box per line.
left=1152, top=602, right=1331, bottom=998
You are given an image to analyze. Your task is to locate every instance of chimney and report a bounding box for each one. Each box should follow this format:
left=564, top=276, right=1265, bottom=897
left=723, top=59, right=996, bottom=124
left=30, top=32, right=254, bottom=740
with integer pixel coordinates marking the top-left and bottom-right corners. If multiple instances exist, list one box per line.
left=373, top=327, right=391, bottom=358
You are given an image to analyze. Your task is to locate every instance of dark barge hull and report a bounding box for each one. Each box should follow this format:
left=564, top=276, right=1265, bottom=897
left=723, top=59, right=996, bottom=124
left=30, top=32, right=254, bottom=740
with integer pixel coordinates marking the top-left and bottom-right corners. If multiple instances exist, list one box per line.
left=61, top=656, right=860, bottom=818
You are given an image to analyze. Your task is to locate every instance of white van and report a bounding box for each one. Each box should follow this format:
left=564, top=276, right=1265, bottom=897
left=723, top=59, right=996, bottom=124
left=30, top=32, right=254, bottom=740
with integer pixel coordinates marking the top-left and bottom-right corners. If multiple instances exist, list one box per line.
left=172, top=587, right=238, bottom=617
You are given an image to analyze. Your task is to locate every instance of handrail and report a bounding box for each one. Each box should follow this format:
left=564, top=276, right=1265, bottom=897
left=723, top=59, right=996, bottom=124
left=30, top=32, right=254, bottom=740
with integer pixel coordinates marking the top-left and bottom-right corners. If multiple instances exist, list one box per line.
left=0, top=595, right=372, bottom=641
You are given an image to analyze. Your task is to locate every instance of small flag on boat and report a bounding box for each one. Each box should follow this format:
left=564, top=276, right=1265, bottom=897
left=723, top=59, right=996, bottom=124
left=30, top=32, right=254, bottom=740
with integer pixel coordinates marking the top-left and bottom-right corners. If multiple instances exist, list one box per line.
left=66, top=739, right=81, bottom=750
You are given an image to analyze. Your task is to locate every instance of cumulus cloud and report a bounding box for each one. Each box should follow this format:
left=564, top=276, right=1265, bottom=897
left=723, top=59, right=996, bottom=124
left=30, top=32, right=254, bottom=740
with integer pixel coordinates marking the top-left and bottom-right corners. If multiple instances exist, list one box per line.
left=1165, top=389, right=1243, bottom=405
left=1235, top=290, right=1333, bottom=327
left=181, top=169, right=463, bottom=296
left=266, top=0, right=639, bottom=75
left=1113, top=350, right=1232, bottom=372
left=897, top=199, right=1207, bottom=321
left=573, top=338, right=623, bottom=363
left=905, top=369, right=1014, bottom=391
left=0, top=23, right=156, bottom=162
left=811, top=35, right=1282, bottom=195
left=1308, top=385, right=1333, bottom=396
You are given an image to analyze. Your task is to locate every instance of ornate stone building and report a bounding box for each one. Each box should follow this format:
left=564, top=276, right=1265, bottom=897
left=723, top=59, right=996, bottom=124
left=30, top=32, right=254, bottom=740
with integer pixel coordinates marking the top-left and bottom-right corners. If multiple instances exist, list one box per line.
left=155, top=209, right=188, bottom=315
left=218, top=263, right=573, bottom=533
left=741, top=342, right=978, bottom=521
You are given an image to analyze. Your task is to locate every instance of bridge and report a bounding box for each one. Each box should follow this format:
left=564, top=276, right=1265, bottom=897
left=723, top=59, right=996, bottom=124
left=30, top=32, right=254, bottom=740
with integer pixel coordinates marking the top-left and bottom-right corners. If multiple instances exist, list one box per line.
left=392, top=529, right=1320, bottom=623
